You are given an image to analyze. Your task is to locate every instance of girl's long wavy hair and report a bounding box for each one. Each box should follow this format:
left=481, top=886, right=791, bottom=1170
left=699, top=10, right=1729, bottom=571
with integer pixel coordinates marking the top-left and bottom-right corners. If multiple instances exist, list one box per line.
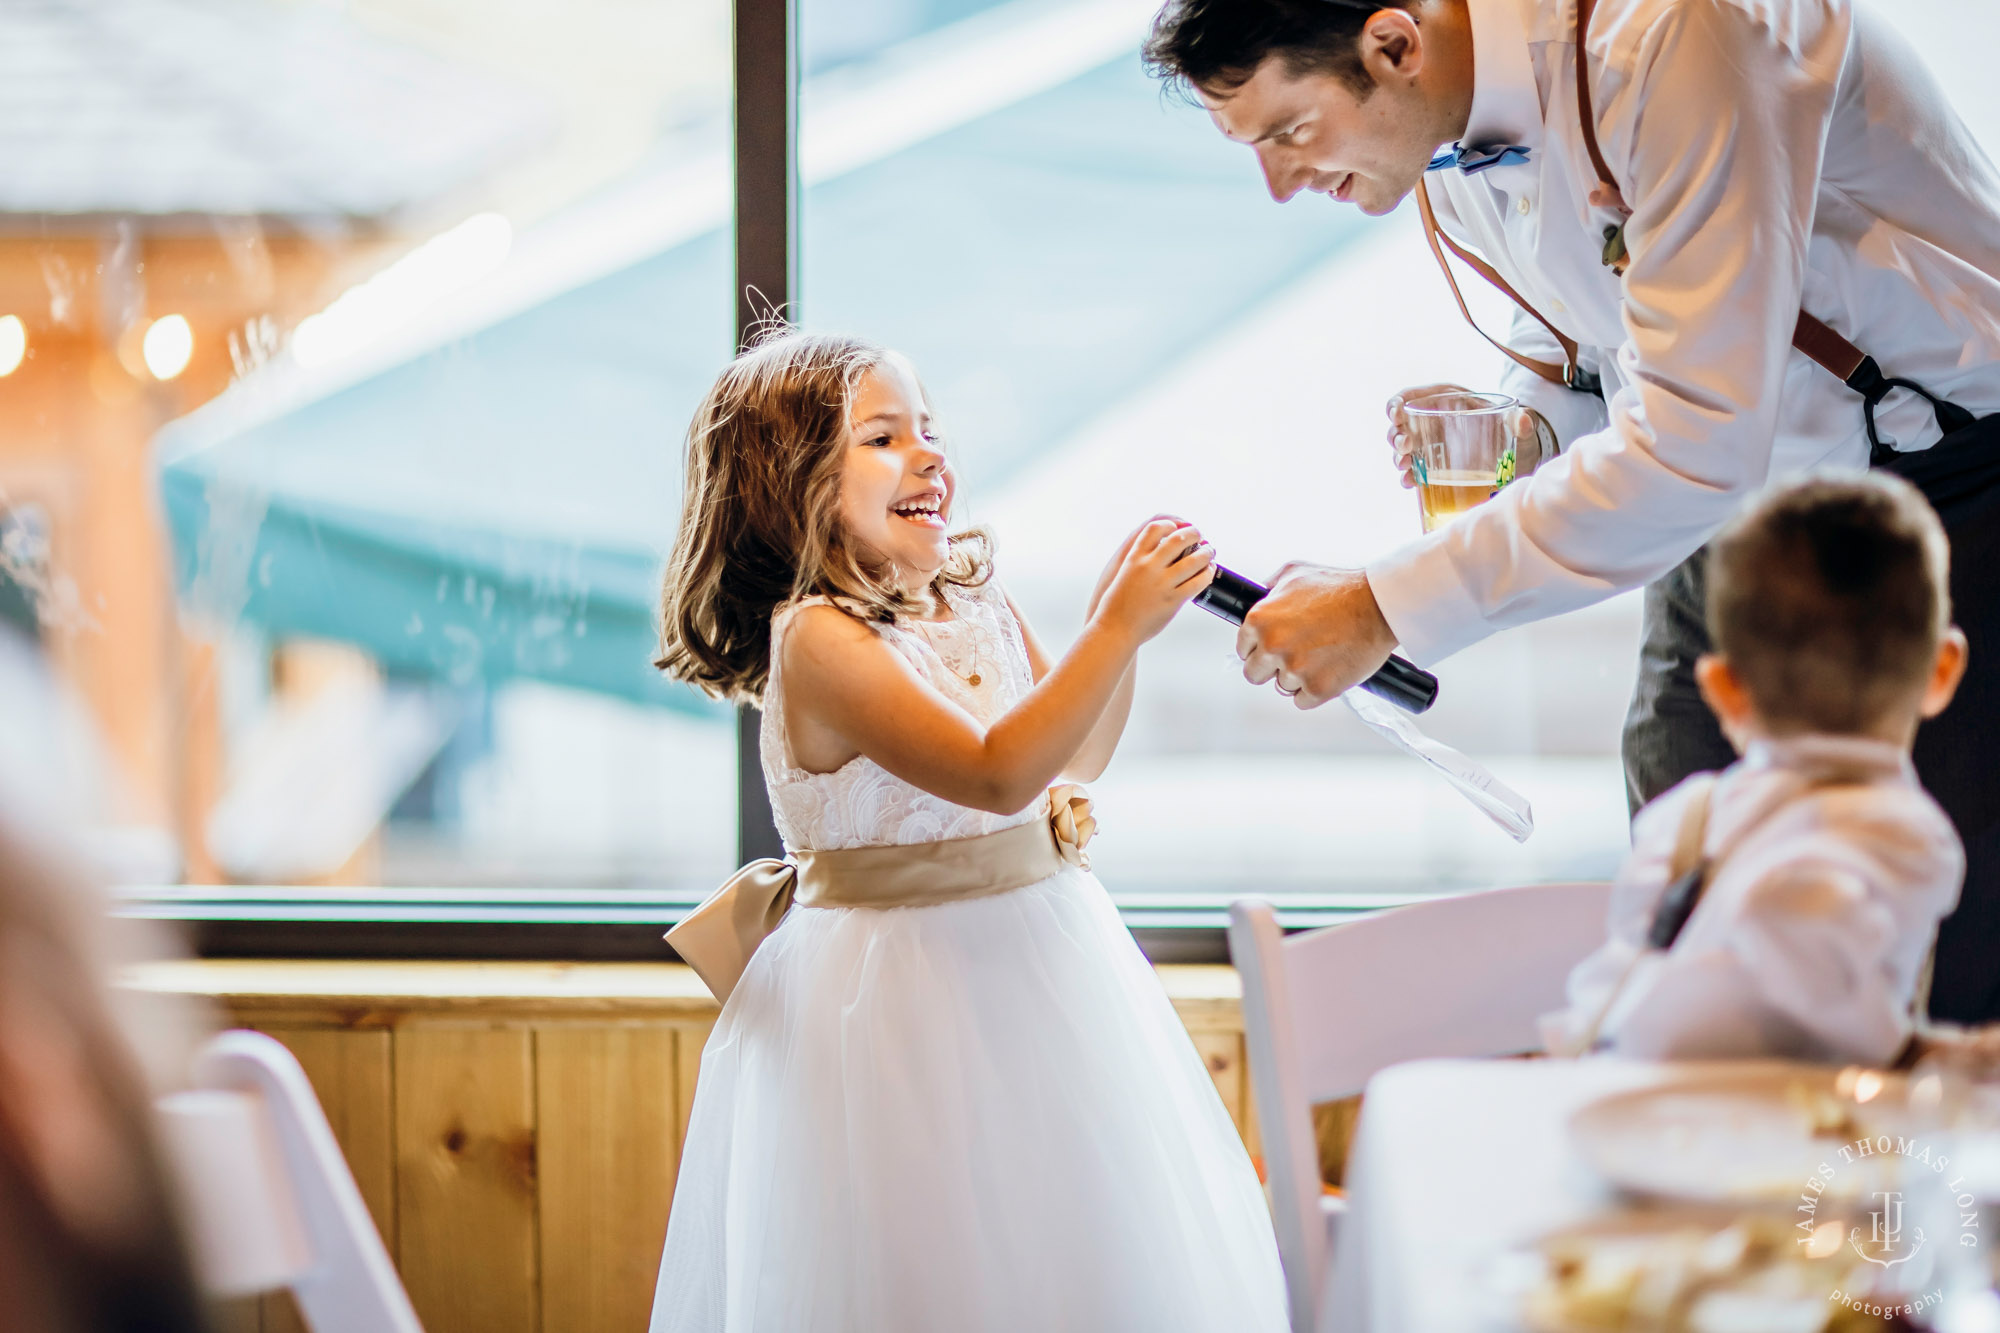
left=655, top=330, right=992, bottom=703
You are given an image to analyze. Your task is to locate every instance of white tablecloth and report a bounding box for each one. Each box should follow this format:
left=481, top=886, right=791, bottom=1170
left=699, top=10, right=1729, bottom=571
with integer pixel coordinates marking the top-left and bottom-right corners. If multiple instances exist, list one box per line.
left=1322, top=1057, right=1724, bottom=1333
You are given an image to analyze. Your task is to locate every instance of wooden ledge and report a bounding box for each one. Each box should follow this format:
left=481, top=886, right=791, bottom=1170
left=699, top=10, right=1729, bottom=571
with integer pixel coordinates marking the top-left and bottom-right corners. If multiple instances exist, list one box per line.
left=119, top=959, right=1242, bottom=1029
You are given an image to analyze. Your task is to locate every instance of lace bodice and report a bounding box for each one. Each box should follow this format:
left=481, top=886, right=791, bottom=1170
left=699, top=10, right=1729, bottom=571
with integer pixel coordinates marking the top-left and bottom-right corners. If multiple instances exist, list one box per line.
left=761, top=579, right=1045, bottom=852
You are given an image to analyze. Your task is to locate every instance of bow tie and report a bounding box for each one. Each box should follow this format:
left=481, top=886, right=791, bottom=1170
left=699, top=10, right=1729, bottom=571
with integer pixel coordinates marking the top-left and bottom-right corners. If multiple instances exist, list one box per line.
left=1427, top=141, right=1532, bottom=175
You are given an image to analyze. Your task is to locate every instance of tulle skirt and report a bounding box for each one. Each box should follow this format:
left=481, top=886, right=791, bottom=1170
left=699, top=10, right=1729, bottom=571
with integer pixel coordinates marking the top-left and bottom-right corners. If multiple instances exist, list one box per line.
left=649, top=864, right=1289, bottom=1333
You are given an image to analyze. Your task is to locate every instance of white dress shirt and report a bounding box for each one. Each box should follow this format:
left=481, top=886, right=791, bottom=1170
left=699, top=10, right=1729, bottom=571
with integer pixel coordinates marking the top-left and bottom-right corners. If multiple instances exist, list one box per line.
left=1544, top=734, right=1963, bottom=1064
left=1368, top=0, right=2000, bottom=663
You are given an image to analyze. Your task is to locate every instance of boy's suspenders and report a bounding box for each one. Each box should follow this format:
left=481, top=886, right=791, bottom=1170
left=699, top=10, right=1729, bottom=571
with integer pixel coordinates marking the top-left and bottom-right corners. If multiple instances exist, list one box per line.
left=1411, top=0, right=1975, bottom=454
left=1561, top=774, right=1714, bottom=1055
left=1571, top=773, right=1934, bottom=1058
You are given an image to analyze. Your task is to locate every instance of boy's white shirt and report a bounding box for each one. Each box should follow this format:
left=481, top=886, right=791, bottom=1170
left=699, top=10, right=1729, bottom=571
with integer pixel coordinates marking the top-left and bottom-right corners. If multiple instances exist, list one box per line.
left=1369, top=0, right=2000, bottom=664
left=1545, top=734, right=1963, bottom=1065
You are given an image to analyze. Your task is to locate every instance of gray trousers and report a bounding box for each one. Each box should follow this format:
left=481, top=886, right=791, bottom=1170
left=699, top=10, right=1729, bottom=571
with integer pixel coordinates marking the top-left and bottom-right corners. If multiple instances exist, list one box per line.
left=1620, top=549, right=1736, bottom=814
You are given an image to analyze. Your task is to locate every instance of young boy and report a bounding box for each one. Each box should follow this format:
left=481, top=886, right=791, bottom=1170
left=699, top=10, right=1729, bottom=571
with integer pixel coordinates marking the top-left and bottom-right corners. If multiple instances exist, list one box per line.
left=1545, top=475, right=1969, bottom=1064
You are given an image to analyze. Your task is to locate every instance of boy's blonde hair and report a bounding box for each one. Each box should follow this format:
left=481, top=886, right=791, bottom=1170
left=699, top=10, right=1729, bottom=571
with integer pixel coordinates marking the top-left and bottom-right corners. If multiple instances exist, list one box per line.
left=1707, top=473, right=1951, bottom=735
left=654, top=330, right=990, bottom=703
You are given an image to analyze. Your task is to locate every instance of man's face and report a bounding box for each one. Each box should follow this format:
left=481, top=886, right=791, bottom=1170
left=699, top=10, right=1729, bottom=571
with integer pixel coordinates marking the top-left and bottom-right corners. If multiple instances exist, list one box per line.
left=1201, top=57, right=1441, bottom=217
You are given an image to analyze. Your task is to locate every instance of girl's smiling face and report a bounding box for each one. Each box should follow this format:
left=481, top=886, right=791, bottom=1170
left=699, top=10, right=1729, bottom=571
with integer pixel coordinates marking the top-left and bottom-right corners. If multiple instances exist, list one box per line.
left=839, top=356, right=955, bottom=590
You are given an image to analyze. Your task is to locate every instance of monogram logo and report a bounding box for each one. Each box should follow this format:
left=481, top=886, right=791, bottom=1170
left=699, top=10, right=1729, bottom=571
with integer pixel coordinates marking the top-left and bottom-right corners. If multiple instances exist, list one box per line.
left=1850, top=1190, right=1926, bottom=1268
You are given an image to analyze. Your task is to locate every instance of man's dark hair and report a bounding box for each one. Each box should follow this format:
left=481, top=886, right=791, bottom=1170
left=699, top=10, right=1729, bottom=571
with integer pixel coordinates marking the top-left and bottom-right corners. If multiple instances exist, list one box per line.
left=1142, top=0, right=1413, bottom=99
left=1707, top=474, right=1951, bottom=735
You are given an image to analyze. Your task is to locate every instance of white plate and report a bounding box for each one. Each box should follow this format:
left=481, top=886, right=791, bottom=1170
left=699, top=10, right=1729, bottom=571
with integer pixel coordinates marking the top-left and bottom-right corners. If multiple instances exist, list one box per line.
left=1569, top=1066, right=1913, bottom=1203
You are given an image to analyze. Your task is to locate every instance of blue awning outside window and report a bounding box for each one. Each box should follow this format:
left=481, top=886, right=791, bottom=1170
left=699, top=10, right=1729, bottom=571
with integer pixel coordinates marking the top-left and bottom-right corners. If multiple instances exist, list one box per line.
left=157, top=52, right=1367, bottom=712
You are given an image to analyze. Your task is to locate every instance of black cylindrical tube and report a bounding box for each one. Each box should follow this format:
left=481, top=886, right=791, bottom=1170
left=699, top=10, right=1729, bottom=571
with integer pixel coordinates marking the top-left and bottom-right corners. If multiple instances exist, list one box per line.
left=1192, top=566, right=1439, bottom=714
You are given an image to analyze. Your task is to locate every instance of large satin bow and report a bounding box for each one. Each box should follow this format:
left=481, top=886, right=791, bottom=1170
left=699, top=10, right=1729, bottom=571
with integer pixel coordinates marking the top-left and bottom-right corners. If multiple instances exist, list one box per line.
left=664, top=858, right=798, bottom=1003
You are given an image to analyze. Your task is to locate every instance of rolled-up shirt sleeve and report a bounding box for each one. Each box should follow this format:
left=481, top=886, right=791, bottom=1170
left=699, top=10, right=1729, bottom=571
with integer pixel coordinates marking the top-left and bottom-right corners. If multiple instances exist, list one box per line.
left=1369, top=0, right=1848, bottom=664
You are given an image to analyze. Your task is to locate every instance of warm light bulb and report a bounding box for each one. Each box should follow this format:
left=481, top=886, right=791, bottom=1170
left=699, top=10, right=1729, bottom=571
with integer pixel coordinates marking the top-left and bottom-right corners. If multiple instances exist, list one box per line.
left=0, top=316, right=24, bottom=376
left=142, top=314, right=194, bottom=380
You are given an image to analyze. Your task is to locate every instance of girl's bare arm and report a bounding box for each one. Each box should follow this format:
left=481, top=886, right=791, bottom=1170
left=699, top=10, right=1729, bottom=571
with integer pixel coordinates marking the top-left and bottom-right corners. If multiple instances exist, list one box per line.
left=1005, top=540, right=1138, bottom=783
left=781, top=520, right=1209, bottom=814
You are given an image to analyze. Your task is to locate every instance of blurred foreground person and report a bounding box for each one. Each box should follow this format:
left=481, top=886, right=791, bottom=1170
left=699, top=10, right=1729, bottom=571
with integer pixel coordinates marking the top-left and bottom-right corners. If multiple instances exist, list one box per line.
left=0, top=811, right=212, bottom=1333
left=0, top=628, right=210, bottom=1333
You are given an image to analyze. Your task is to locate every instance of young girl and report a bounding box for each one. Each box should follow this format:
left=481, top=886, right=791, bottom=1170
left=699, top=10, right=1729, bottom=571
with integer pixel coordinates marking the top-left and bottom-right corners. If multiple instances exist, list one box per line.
left=648, top=331, right=1287, bottom=1332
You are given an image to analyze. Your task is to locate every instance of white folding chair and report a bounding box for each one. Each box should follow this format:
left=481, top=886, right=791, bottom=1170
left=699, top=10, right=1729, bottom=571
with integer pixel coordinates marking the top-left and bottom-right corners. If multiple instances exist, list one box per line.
left=1229, top=882, right=1611, bottom=1333
left=155, top=1030, right=423, bottom=1333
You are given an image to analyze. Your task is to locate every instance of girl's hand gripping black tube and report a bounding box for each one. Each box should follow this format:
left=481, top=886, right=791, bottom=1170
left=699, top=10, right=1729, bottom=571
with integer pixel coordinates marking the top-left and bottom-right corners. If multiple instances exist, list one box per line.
left=1192, top=565, right=1440, bottom=714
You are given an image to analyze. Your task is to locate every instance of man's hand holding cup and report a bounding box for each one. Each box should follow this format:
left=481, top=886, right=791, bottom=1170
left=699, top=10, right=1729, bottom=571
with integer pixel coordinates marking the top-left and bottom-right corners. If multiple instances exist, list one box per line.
left=1387, top=383, right=1556, bottom=494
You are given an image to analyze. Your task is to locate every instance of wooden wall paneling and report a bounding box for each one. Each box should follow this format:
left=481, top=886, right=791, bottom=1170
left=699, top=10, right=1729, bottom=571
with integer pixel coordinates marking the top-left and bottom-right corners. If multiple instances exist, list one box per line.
left=260, top=1291, right=305, bottom=1333
left=250, top=1027, right=395, bottom=1333
left=126, top=961, right=1248, bottom=1333
left=1313, top=1094, right=1364, bottom=1190
left=535, top=1025, right=680, bottom=1333
left=253, top=1027, right=396, bottom=1240
left=1187, top=1029, right=1246, bottom=1140
left=1239, top=1060, right=1263, bottom=1162
left=203, top=1296, right=261, bottom=1333
left=395, top=1026, right=539, bottom=1333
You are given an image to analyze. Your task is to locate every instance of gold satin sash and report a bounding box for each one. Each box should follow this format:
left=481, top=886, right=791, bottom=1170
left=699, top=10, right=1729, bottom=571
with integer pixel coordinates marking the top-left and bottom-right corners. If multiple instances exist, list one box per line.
left=665, top=786, right=1096, bottom=1002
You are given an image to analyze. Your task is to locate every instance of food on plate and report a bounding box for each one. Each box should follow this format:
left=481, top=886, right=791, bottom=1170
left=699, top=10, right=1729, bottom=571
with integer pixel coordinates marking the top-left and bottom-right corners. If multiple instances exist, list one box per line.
left=1787, top=1081, right=1864, bottom=1141
left=1519, top=1214, right=1918, bottom=1333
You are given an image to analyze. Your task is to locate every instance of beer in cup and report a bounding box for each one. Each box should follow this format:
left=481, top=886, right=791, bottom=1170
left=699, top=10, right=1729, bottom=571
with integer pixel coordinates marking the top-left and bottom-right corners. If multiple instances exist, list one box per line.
left=1406, top=391, right=1556, bottom=534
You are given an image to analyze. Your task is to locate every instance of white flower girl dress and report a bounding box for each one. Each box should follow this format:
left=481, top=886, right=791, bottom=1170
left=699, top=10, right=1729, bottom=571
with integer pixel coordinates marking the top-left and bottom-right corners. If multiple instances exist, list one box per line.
left=649, top=578, right=1288, bottom=1333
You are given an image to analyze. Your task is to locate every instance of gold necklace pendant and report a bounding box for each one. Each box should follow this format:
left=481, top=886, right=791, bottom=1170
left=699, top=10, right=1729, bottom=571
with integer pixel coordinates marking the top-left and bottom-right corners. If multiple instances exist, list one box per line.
left=918, top=616, right=979, bottom=687
left=952, top=640, right=981, bottom=688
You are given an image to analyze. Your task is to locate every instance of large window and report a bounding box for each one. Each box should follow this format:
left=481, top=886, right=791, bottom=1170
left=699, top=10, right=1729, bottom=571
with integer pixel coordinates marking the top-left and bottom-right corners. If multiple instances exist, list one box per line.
left=2, top=0, right=739, bottom=896
left=797, top=0, right=1638, bottom=898
left=5, top=0, right=1994, bottom=930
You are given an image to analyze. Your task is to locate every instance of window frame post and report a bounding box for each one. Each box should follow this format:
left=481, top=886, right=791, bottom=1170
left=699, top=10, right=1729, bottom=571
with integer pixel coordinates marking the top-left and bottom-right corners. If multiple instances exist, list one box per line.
left=732, top=0, right=799, bottom=865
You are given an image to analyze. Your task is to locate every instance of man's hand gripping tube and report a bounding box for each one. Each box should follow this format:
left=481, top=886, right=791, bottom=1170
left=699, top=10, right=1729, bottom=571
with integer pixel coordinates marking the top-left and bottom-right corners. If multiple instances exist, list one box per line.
left=1193, top=565, right=1440, bottom=714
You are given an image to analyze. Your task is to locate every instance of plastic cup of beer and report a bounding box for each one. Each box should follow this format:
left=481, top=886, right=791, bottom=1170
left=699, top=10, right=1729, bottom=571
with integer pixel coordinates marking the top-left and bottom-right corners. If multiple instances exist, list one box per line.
left=1406, top=391, right=1554, bottom=533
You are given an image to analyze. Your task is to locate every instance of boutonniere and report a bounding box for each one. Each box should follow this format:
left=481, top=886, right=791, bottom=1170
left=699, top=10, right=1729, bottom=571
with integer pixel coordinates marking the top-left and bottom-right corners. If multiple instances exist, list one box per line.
left=1591, top=182, right=1631, bottom=276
